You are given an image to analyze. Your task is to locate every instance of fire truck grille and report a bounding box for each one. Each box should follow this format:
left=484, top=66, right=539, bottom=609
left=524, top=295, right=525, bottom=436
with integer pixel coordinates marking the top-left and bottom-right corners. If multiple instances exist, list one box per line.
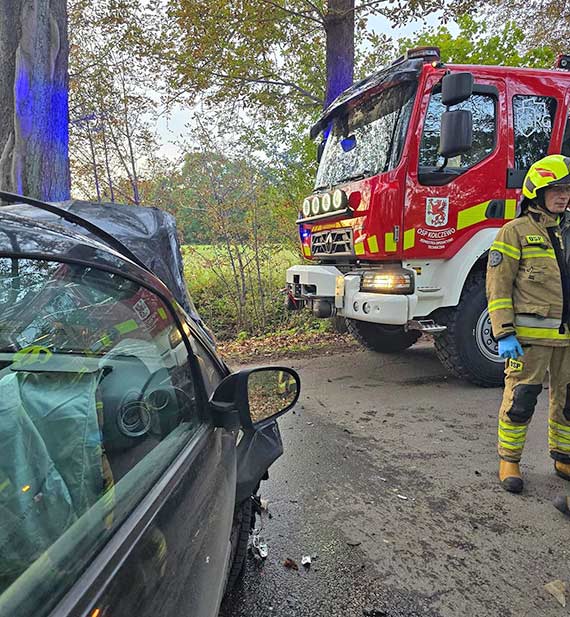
left=311, top=228, right=353, bottom=257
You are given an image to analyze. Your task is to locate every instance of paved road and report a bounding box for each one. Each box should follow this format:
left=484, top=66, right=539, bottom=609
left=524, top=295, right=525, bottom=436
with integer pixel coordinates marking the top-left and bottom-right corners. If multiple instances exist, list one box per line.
left=220, top=341, right=570, bottom=617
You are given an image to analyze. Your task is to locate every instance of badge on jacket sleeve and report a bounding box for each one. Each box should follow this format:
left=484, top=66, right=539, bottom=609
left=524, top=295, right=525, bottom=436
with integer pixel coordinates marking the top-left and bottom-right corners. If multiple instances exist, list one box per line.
left=489, top=250, right=503, bottom=267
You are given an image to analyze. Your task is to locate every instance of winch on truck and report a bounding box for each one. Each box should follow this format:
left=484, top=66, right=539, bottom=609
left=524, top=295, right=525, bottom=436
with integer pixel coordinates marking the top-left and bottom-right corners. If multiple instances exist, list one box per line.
left=285, top=47, right=570, bottom=387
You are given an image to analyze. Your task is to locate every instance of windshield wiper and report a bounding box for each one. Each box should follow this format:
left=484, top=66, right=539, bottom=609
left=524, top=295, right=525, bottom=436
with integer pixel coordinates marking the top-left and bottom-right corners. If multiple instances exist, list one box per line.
left=337, top=171, right=373, bottom=184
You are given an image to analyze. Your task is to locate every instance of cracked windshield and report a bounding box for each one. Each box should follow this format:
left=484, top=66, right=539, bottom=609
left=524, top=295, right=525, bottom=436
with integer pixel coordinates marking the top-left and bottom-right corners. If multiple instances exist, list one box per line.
left=315, top=81, right=417, bottom=188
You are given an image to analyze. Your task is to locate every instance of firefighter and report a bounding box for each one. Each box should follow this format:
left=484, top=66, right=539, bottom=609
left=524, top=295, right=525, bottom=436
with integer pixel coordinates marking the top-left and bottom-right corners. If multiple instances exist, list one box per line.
left=487, top=154, right=570, bottom=493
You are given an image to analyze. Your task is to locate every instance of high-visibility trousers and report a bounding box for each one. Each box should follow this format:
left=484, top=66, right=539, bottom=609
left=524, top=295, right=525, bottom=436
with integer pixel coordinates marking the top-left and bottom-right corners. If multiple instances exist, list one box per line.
left=498, top=344, right=570, bottom=462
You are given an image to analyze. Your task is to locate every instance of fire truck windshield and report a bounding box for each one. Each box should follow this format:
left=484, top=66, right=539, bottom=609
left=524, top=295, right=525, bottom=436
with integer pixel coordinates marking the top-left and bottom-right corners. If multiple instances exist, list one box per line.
left=315, top=80, right=417, bottom=189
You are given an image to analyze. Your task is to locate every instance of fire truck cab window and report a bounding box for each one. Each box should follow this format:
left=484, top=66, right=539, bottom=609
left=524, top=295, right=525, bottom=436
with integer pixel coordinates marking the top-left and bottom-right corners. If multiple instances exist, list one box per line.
left=513, top=95, right=557, bottom=169
left=419, top=91, right=496, bottom=170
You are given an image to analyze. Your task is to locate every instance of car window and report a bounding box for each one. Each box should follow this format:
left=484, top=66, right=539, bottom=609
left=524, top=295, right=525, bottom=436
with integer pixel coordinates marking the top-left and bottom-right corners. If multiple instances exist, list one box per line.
left=188, top=331, right=226, bottom=395
left=419, top=91, right=496, bottom=169
left=0, top=258, right=204, bottom=617
left=513, top=95, right=557, bottom=169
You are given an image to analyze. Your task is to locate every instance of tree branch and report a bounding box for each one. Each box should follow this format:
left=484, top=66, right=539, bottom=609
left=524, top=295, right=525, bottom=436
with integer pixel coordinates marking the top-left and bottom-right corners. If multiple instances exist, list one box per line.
left=257, top=0, right=324, bottom=24
left=299, top=0, right=326, bottom=19
left=209, top=70, right=324, bottom=105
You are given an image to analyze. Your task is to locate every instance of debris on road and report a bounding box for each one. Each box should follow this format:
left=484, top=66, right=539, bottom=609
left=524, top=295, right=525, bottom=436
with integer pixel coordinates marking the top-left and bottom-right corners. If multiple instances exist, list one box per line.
left=251, top=530, right=268, bottom=560
left=284, top=558, right=299, bottom=570
left=362, top=608, right=388, bottom=616
left=301, top=555, right=312, bottom=568
left=260, top=498, right=270, bottom=512
left=347, top=540, right=362, bottom=547
left=396, top=494, right=408, bottom=500
left=545, top=580, right=566, bottom=607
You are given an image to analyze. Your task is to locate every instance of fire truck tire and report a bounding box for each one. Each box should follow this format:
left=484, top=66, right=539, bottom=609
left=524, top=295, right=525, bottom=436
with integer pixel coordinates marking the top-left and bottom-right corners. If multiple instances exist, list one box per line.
left=346, top=319, right=421, bottom=353
left=433, top=272, right=504, bottom=388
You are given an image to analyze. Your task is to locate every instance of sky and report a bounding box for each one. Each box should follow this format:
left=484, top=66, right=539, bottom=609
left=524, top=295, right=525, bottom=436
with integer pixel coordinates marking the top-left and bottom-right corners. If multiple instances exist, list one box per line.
left=154, top=10, right=454, bottom=160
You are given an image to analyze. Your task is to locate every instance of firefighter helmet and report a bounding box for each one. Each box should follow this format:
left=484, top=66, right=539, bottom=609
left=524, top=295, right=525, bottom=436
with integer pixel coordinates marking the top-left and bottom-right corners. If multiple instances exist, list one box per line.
left=522, top=154, right=570, bottom=200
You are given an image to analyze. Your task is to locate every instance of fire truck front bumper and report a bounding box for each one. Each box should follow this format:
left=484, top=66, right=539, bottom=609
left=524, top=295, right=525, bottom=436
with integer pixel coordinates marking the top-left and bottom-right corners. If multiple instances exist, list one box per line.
left=285, top=265, right=418, bottom=325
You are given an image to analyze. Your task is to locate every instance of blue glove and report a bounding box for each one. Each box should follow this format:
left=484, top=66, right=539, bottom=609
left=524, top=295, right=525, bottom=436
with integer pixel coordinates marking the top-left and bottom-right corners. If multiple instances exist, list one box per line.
left=498, top=335, right=524, bottom=360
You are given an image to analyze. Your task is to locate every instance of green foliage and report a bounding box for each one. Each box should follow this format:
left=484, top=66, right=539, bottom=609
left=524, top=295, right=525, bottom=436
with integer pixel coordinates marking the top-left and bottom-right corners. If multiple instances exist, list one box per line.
left=398, top=15, right=555, bottom=68
left=183, top=245, right=300, bottom=339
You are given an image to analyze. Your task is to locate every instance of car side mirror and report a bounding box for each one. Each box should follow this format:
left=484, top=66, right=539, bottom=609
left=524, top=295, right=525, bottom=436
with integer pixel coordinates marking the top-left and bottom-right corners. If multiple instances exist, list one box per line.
left=209, top=366, right=301, bottom=430
left=439, top=110, right=473, bottom=159
left=441, top=72, right=473, bottom=106
left=247, top=368, right=300, bottom=428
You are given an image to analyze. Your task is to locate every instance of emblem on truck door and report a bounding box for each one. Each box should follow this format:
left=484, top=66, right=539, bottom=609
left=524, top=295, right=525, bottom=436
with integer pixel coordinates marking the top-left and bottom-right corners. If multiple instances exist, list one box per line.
left=425, top=197, right=449, bottom=228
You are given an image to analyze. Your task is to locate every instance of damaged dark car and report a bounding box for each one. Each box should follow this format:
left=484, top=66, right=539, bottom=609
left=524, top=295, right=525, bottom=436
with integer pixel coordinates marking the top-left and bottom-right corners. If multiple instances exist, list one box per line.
left=0, top=193, right=300, bottom=617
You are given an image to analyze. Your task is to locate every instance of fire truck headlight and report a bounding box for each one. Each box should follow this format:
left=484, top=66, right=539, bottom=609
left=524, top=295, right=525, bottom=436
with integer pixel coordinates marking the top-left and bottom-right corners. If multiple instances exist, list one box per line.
left=311, top=196, right=320, bottom=215
left=321, top=193, right=331, bottom=213
left=360, top=269, right=414, bottom=294
left=333, top=189, right=347, bottom=210
left=302, top=198, right=311, bottom=217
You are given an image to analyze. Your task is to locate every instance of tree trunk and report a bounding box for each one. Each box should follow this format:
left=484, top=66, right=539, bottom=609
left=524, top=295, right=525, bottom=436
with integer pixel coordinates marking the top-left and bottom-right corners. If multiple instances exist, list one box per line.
left=324, top=0, right=355, bottom=109
left=0, top=0, right=70, bottom=200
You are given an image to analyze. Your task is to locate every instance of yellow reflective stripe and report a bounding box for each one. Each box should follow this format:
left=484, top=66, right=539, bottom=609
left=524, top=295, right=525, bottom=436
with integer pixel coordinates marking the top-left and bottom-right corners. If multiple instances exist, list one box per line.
left=549, top=419, right=570, bottom=434
left=499, top=419, right=528, bottom=434
left=505, top=199, right=517, bottom=219
left=303, top=244, right=311, bottom=257
left=157, top=307, right=167, bottom=320
left=491, top=241, right=521, bottom=260
left=515, top=326, right=570, bottom=340
left=521, top=247, right=556, bottom=259
left=498, top=430, right=526, bottom=444
left=367, top=235, right=379, bottom=253
left=498, top=419, right=528, bottom=449
left=385, top=232, right=397, bottom=253
left=488, top=298, right=513, bottom=312
left=549, top=439, right=570, bottom=452
left=404, top=228, right=415, bottom=250
left=549, top=431, right=570, bottom=445
left=354, top=241, right=365, bottom=256
left=489, top=303, right=513, bottom=313
left=457, top=201, right=490, bottom=230
left=499, top=440, right=524, bottom=451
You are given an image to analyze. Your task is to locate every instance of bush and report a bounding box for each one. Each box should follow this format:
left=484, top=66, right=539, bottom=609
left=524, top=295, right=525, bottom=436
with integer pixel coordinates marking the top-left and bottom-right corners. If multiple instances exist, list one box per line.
left=184, top=244, right=303, bottom=340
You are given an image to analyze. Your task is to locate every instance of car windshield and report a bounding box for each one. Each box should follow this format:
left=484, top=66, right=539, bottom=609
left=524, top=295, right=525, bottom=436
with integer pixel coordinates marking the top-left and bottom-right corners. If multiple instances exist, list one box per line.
left=315, top=80, right=417, bottom=189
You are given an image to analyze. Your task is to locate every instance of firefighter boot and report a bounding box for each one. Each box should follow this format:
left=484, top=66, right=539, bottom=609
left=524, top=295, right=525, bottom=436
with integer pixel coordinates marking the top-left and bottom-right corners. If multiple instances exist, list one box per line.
left=499, top=459, right=523, bottom=493
left=554, top=461, right=570, bottom=481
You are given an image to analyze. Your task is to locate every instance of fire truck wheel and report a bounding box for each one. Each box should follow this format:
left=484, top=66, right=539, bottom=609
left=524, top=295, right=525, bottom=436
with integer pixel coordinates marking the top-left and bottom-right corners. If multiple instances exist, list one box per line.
left=346, top=319, right=421, bottom=353
left=433, top=271, right=504, bottom=388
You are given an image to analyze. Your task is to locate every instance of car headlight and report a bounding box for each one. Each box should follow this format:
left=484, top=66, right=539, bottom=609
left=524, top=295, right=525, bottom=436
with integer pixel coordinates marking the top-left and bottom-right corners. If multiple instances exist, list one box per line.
left=360, top=269, right=414, bottom=294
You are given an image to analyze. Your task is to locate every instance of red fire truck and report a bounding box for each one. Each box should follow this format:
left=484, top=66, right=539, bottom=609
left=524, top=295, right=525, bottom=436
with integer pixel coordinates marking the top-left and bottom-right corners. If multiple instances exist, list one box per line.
left=285, top=47, right=570, bottom=386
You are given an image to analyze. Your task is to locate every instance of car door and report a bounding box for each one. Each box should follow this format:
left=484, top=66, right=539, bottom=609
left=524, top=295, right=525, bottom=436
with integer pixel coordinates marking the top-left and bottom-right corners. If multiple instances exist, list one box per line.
left=0, top=257, right=237, bottom=617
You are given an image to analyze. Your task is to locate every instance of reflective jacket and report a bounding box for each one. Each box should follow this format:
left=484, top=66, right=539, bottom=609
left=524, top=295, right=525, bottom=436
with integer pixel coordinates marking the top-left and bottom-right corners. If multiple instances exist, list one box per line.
left=486, top=206, right=570, bottom=346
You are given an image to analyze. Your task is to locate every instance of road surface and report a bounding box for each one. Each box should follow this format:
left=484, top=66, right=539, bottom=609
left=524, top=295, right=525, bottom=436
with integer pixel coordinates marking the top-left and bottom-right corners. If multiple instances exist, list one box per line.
left=221, top=341, right=570, bottom=617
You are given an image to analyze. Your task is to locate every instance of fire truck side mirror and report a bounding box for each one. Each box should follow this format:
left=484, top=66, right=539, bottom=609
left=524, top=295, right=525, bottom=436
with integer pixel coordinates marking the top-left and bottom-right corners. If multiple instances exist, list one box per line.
left=439, top=110, right=473, bottom=159
left=441, top=72, right=474, bottom=106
